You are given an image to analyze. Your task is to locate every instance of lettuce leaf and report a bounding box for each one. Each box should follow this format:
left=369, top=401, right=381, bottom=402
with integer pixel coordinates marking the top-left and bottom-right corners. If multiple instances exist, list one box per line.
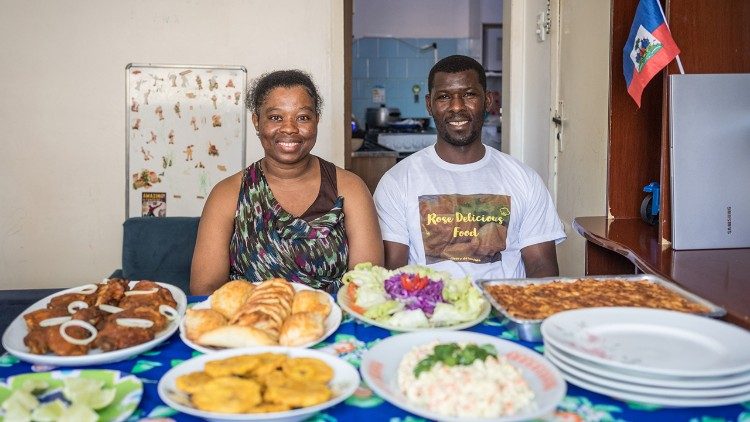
left=363, top=300, right=404, bottom=321
left=342, top=262, right=390, bottom=308
left=386, top=309, right=430, bottom=328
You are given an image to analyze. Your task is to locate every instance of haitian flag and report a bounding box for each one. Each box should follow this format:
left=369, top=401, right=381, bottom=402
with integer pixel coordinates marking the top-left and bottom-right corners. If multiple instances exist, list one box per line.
left=623, top=0, right=680, bottom=107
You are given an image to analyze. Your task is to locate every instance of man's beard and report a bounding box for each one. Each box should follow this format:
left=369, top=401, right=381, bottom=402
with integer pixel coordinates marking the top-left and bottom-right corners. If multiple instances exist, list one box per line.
left=436, top=119, right=483, bottom=147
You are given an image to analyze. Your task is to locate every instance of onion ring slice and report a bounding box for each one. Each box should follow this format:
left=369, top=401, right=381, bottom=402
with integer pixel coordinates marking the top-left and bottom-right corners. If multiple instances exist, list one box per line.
left=77, top=284, right=98, bottom=295
left=98, top=304, right=124, bottom=313
left=40, top=316, right=72, bottom=327
left=59, top=320, right=97, bottom=345
left=159, top=304, right=178, bottom=321
left=124, top=288, right=159, bottom=296
left=116, top=318, right=154, bottom=328
left=67, top=301, right=89, bottom=314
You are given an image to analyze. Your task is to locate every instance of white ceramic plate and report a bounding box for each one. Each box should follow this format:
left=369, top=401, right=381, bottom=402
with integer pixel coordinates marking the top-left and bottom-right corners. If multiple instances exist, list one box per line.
left=544, top=346, right=750, bottom=398
left=0, top=369, right=142, bottom=422
left=158, top=346, right=360, bottom=422
left=337, top=286, right=491, bottom=332
left=541, top=307, right=750, bottom=377
left=544, top=341, right=750, bottom=389
left=555, top=362, right=750, bottom=407
left=360, top=331, right=566, bottom=422
left=2, top=281, right=187, bottom=367
left=180, top=282, right=342, bottom=354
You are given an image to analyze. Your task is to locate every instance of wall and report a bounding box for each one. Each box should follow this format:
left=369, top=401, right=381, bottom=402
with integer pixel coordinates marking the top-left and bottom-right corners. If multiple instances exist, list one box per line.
left=502, top=0, right=552, bottom=183
left=354, top=0, right=474, bottom=39
left=552, top=0, right=610, bottom=276
left=352, top=37, right=465, bottom=127
left=352, top=0, right=502, bottom=128
left=0, top=0, right=345, bottom=289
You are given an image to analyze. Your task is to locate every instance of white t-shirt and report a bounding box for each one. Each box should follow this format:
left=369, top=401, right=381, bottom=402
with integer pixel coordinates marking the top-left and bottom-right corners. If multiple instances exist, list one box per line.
left=374, top=145, right=566, bottom=280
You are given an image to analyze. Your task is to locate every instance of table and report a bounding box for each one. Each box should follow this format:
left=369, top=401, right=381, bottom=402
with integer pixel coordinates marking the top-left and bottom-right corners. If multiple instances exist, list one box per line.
left=1, top=297, right=748, bottom=421
left=573, top=216, right=750, bottom=329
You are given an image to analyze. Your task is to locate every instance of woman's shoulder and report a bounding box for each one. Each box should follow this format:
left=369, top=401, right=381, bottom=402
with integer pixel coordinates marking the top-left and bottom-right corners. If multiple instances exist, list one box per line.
left=207, top=168, right=245, bottom=203
left=334, top=165, right=369, bottom=197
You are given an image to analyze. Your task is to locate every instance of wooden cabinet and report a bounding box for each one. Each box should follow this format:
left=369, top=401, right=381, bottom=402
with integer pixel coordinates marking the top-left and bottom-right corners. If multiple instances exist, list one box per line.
left=575, top=1, right=750, bottom=329
left=349, top=153, right=398, bottom=194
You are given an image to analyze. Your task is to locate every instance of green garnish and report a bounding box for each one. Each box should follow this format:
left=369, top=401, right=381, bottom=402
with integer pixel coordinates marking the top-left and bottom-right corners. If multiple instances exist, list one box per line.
left=413, top=343, right=498, bottom=377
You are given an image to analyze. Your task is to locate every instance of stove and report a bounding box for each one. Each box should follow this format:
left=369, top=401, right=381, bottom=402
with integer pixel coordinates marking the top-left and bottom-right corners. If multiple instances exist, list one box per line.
left=364, top=128, right=437, bottom=159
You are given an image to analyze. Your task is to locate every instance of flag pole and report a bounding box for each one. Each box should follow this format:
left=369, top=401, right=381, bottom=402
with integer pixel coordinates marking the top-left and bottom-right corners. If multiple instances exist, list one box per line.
left=655, top=0, right=685, bottom=74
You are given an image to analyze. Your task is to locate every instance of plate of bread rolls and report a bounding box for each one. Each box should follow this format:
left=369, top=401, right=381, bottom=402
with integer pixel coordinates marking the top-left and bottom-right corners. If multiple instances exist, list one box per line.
left=180, top=278, right=342, bottom=353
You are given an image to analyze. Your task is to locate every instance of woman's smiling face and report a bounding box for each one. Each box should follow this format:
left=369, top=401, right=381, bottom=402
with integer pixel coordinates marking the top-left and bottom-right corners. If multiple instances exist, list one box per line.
left=253, top=85, right=319, bottom=165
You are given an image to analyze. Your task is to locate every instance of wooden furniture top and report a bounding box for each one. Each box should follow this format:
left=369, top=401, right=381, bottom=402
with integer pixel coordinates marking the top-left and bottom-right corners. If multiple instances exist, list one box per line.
left=573, top=216, right=750, bottom=330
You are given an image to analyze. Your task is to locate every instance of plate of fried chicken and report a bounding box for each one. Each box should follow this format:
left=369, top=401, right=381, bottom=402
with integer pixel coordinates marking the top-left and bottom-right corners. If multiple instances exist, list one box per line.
left=2, top=278, right=187, bottom=366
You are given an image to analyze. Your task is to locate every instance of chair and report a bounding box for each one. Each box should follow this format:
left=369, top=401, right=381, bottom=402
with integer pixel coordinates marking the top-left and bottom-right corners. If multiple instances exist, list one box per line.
left=110, top=217, right=200, bottom=295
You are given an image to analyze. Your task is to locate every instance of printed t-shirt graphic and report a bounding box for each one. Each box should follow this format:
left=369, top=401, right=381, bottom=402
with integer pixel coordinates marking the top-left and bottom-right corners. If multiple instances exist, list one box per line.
left=419, top=194, right=511, bottom=264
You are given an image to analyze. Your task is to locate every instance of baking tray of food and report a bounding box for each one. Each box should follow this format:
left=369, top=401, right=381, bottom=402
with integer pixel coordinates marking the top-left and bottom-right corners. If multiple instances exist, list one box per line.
left=476, top=274, right=726, bottom=342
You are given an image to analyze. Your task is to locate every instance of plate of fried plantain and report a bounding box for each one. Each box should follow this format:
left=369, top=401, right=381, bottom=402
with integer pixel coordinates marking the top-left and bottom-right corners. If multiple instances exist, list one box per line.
left=157, top=346, right=360, bottom=421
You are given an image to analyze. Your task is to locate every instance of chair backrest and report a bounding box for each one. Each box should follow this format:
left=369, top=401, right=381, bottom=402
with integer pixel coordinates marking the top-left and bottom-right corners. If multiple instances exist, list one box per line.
left=121, top=217, right=200, bottom=294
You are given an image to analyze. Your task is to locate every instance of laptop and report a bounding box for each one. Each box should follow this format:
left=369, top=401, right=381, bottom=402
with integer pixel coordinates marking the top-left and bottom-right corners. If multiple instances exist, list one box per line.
left=669, top=74, right=750, bottom=250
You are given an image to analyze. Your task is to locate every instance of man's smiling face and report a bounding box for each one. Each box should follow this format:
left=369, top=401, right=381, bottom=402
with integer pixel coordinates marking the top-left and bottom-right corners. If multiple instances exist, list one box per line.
left=426, top=69, right=490, bottom=148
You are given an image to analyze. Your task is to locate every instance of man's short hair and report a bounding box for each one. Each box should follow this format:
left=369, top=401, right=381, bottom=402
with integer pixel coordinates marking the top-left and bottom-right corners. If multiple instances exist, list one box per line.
left=428, top=55, right=487, bottom=93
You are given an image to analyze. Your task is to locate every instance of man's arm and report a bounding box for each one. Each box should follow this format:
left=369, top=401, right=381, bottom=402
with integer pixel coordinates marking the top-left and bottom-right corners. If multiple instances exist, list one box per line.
left=384, top=241, right=409, bottom=270
left=520, top=240, right=559, bottom=278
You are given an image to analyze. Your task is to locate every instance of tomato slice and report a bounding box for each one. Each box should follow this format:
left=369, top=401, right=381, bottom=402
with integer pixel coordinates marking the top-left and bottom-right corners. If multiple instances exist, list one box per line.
left=401, top=273, right=429, bottom=292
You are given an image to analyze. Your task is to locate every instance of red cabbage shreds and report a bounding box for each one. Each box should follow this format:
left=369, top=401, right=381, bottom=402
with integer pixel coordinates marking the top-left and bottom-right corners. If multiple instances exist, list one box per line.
left=384, top=273, right=444, bottom=315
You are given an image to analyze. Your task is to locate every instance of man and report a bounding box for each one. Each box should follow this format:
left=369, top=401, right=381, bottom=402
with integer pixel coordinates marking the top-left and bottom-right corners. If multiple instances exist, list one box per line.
left=374, top=55, right=565, bottom=279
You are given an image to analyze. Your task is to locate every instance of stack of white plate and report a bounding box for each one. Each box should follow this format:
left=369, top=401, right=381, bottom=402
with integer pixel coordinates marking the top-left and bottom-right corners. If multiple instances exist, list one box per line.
left=540, top=307, right=750, bottom=407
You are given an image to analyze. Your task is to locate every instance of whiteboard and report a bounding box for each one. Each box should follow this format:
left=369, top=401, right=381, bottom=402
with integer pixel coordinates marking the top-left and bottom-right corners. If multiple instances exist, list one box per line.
left=126, top=64, right=247, bottom=217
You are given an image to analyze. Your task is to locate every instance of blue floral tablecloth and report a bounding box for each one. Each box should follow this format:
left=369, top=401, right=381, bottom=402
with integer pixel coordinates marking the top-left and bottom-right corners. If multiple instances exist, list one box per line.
left=1, top=297, right=748, bottom=422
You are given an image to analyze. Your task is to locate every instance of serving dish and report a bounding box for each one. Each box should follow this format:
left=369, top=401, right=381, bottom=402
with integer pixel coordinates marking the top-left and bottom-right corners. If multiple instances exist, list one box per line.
left=541, top=307, right=750, bottom=378
left=552, top=360, right=750, bottom=408
left=0, top=369, right=142, bottom=422
left=544, top=340, right=750, bottom=389
left=360, top=330, right=566, bottom=421
left=544, top=347, right=750, bottom=398
left=2, top=281, right=187, bottom=366
left=337, top=288, right=490, bottom=332
left=157, top=346, right=360, bottom=422
left=180, top=282, right=341, bottom=353
left=477, top=274, right=725, bottom=342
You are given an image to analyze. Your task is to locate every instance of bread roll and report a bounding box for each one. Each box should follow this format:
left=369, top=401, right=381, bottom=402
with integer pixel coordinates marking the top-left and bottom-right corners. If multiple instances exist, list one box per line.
left=197, top=325, right=277, bottom=348
left=210, top=279, right=254, bottom=319
left=184, top=308, right=227, bottom=341
left=291, top=290, right=331, bottom=317
left=278, top=312, right=325, bottom=347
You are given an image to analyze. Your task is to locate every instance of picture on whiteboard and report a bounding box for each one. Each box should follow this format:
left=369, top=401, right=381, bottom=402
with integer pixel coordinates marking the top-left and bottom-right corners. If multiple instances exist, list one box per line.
left=126, top=64, right=247, bottom=218
left=142, top=192, right=167, bottom=217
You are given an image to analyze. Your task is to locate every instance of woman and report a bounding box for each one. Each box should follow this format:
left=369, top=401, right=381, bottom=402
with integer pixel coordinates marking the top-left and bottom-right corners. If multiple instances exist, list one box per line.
left=190, top=70, right=383, bottom=295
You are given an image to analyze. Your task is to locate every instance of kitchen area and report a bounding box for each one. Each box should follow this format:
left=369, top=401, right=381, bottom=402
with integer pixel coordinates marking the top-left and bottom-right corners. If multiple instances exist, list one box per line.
left=349, top=0, right=503, bottom=192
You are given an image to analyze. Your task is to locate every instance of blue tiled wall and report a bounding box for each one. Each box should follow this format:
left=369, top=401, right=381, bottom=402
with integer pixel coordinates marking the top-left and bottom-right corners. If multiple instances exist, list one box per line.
left=352, top=37, right=469, bottom=130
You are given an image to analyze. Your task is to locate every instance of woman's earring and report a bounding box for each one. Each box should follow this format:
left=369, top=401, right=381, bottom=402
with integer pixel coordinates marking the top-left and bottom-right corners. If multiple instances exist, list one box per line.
left=255, top=131, right=260, bottom=137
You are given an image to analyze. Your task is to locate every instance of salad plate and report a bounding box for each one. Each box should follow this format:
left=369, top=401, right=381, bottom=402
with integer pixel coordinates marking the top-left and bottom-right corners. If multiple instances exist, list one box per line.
left=360, top=331, right=566, bottom=421
left=338, top=264, right=491, bottom=332
left=2, top=281, right=187, bottom=367
left=180, top=282, right=342, bottom=353
left=0, top=369, right=142, bottom=422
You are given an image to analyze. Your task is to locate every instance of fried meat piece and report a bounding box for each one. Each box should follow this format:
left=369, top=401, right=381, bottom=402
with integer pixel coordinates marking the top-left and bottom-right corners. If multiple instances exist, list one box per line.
left=24, top=327, right=49, bottom=354
left=47, top=325, right=90, bottom=356
left=23, top=308, right=70, bottom=331
left=94, top=278, right=129, bottom=306
left=111, top=306, right=168, bottom=332
left=47, top=293, right=94, bottom=310
left=118, top=280, right=177, bottom=310
left=95, top=324, right=155, bottom=351
left=72, top=307, right=106, bottom=330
